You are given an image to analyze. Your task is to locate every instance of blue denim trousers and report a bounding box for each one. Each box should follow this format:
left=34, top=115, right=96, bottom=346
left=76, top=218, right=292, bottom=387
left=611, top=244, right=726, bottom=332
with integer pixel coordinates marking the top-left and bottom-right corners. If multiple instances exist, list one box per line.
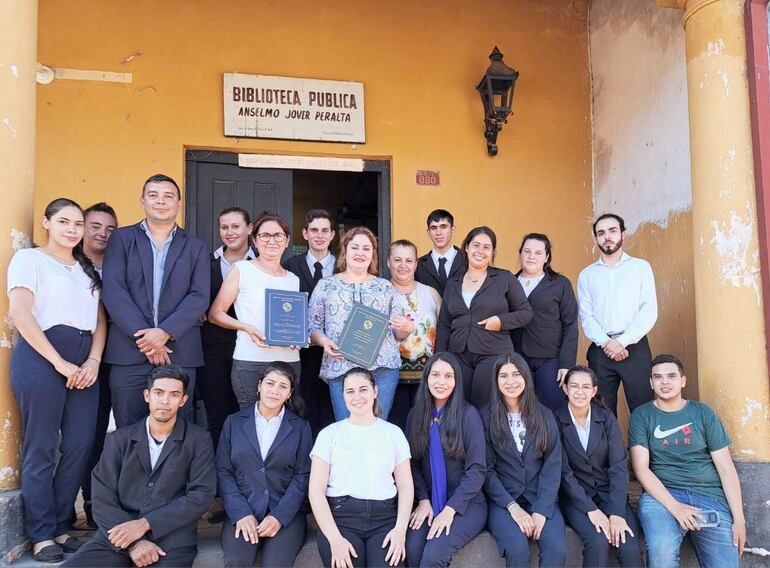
left=328, top=367, right=399, bottom=421
left=638, top=489, right=739, bottom=568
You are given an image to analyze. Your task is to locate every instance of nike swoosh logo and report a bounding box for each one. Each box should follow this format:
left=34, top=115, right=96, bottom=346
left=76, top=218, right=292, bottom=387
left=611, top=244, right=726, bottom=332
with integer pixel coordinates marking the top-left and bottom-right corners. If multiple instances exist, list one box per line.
left=654, top=423, right=693, bottom=439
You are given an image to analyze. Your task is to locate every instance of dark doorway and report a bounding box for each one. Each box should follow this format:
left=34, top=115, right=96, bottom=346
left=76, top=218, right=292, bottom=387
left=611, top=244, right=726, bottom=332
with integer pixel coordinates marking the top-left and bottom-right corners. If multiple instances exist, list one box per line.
left=185, top=150, right=391, bottom=272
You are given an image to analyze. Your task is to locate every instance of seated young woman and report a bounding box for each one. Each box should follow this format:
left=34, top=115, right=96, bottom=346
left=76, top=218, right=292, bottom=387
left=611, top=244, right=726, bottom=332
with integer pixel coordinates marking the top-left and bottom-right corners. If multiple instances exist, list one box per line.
left=309, top=367, right=414, bottom=568
left=405, top=352, right=487, bottom=568
left=556, top=366, right=644, bottom=567
left=482, top=353, right=566, bottom=568
left=215, top=362, right=313, bottom=568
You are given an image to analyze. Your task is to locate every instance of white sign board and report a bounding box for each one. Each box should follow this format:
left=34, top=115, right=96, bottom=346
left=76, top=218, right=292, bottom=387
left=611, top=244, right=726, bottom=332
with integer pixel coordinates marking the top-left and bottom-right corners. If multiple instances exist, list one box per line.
left=238, top=154, right=364, bottom=172
left=224, top=73, right=365, bottom=143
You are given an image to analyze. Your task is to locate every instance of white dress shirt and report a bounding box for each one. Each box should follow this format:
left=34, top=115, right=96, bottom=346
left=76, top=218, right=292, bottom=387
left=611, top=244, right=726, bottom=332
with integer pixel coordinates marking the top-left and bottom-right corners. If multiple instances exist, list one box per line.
left=305, top=252, right=335, bottom=278
left=255, top=405, right=285, bottom=460
left=577, top=252, right=658, bottom=348
left=213, top=245, right=256, bottom=279
left=146, top=418, right=168, bottom=469
left=568, top=405, right=591, bottom=452
left=431, top=247, right=458, bottom=275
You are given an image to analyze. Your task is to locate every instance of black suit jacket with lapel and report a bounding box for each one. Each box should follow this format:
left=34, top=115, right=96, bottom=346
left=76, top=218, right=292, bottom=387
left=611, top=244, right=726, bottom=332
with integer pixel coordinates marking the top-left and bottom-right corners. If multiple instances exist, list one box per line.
left=415, top=247, right=467, bottom=297
left=102, top=222, right=210, bottom=367
left=283, top=253, right=319, bottom=296
left=554, top=405, right=629, bottom=517
left=407, top=404, right=487, bottom=515
left=436, top=267, right=533, bottom=356
left=91, top=418, right=216, bottom=551
left=201, top=252, right=237, bottom=350
left=216, top=406, right=313, bottom=527
left=481, top=405, right=562, bottom=518
left=511, top=272, right=578, bottom=368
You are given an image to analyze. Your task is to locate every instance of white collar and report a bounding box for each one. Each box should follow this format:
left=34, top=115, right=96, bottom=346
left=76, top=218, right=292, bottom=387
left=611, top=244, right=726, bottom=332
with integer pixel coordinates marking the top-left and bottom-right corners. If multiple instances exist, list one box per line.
left=568, top=404, right=592, bottom=430
left=307, top=251, right=334, bottom=268
left=594, top=251, right=631, bottom=268
left=431, top=247, right=457, bottom=263
left=214, top=245, right=256, bottom=262
left=255, top=404, right=285, bottom=424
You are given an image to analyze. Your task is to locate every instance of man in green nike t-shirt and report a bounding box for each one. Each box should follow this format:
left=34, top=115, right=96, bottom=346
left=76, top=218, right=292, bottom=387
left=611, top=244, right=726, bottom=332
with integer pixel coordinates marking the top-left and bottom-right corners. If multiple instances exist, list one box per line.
left=629, top=353, right=746, bottom=568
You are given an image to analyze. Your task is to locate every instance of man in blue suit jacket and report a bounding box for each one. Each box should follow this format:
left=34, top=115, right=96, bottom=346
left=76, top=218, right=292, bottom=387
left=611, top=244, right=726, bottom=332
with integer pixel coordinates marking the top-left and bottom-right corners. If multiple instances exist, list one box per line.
left=103, top=174, right=210, bottom=427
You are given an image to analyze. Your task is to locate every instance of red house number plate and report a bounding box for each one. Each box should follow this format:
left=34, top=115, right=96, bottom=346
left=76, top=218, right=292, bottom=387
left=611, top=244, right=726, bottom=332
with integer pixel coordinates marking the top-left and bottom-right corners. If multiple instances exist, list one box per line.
left=416, top=170, right=440, bottom=186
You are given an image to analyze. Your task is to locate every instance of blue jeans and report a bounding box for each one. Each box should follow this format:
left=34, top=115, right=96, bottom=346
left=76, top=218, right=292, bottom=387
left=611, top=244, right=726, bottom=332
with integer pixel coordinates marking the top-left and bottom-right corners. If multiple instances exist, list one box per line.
left=638, top=489, right=739, bottom=568
left=328, top=367, right=398, bottom=421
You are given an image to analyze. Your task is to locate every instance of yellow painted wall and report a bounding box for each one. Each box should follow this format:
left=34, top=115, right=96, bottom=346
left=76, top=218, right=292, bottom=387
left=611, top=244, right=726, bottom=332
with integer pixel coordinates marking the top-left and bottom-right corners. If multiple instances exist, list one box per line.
left=35, top=0, right=594, bottom=280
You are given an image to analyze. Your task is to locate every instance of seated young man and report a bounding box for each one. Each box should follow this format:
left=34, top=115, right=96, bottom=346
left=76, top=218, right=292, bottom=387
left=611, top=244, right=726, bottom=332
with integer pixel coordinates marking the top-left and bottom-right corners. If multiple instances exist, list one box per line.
left=63, top=365, right=216, bottom=567
left=629, top=354, right=747, bottom=568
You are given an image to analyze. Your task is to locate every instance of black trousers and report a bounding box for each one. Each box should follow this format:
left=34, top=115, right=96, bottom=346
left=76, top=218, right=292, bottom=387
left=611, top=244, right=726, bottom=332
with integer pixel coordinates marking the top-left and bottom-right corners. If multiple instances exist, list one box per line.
left=406, top=500, right=487, bottom=567
left=317, top=496, right=401, bottom=568
left=221, top=512, right=306, bottom=567
left=456, top=350, right=499, bottom=408
left=487, top=501, right=566, bottom=568
left=81, top=362, right=111, bottom=504
left=586, top=336, right=653, bottom=415
left=299, top=345, right=334, bottom=437
left=110, top=362, right=197, bottom=427
left=61, top=532, right=197, bottom=567
left=11, top=326, right=98, bottom=542
left=390, top=382, right=420, bottom=431
left=197, top=344, right=238, bottom=449
left=561, top=500, right=644, bottom=567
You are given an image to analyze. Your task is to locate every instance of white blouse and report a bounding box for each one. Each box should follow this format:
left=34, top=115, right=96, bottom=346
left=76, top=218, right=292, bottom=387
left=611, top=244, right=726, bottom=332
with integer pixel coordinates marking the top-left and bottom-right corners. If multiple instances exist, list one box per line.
left=7, top=248, right=99, bottom=332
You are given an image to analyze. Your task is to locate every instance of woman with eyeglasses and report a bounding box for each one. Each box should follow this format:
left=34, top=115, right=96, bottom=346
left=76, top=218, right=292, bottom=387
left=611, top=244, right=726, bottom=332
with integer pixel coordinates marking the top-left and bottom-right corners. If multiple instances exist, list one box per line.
left=555, top=366, right=643, bottom=567
left=436, top=226, right=532, bottom=408
left=482, top=353, right=565, bottom=568
left=209, top=212, right=302, bottom=409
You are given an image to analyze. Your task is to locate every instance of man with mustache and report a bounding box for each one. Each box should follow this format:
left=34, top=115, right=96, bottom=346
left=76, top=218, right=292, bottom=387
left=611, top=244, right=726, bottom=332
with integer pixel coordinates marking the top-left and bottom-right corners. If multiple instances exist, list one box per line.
left=577, top=213, right=658, bottom=415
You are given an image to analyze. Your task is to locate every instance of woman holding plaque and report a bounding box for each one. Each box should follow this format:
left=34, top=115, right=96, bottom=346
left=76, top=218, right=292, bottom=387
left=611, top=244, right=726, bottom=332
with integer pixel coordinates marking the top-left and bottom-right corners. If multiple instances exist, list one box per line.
left=209, top=212, right=301, bottom=409
left=308, top=227, right=412, bottom=421
left=435, top=226, right=532, bottom=408
left=404, top=352, right=487, bottom=568
left=482, top=353, right=566, bottom=568
left=388, top=239, right=441, bottom=430
left=309, top=367, right=413, bottom=568
left=216, top=362, right=313, bottom=568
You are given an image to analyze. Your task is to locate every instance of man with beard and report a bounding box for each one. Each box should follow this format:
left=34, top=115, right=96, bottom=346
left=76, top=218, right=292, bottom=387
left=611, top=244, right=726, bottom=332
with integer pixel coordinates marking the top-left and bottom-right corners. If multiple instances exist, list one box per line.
left=577, top=213, right=658, bottom=415
left=62, top=365, right=216, bottom=567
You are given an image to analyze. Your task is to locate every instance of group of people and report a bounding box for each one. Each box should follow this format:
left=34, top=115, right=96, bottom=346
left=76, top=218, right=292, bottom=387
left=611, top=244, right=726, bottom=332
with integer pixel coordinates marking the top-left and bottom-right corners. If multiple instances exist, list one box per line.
left=6, top=173, right=748, bottom=568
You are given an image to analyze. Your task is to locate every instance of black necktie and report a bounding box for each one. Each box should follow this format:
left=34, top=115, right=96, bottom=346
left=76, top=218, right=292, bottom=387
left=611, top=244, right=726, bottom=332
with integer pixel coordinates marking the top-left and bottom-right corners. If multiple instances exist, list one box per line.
left=438, top=257, right=448, bottom=286
left=313, top=261, right=323, bottom=285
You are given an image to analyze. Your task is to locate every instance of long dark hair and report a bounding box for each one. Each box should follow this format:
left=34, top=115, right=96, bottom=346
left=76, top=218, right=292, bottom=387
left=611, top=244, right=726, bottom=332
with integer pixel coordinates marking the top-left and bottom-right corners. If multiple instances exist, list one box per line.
left=563, top=365, right=609, bottom=410
left=407, top=352, right=466, bottom=461
left=257, top=362, right=306, bottom=417
left=518, top=233, right=559, bottom=277
left=44, top=198, right=101, bottom=292
left=341, top=367, right=381, bottom=417
left=488, top=352, right=550, bottom=454
left=461, top=226, right=497, bottom=265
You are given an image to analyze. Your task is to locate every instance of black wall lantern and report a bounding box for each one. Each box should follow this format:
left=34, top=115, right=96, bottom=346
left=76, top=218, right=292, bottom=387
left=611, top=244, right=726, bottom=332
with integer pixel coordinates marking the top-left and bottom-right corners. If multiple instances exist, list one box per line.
left=476, top=46, right=519, bottom=156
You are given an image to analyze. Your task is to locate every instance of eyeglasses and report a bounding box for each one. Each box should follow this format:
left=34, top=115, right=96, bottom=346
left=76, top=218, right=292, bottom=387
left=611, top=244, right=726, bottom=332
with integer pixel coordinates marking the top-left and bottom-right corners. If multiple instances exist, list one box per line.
left=256, top=232, right=287, bottom=243
left=567, top=384, right=595, bottom=393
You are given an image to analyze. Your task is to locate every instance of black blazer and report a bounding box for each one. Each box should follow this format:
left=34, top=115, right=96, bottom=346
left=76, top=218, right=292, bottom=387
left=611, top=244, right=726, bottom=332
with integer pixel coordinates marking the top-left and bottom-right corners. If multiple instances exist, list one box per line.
left=407, top=404, right=487, bottom=515
left=102, top=223, right=210, bottom=367
left=283, top=253, right=327, bottom=296
left=201, top=253, right=237, bottom=349
left=415, top=247, right=467, bottom=296
left=436, top=267, right=533, bottom=356
left=554, top=405, right=629, bottom=517
left=481, top=405, right=562, bottom=518
left=511, top=272, right=578, bottom=368
left=92, top=419, right=216, bottom=551
left=216, top=406, right=312, bottom=527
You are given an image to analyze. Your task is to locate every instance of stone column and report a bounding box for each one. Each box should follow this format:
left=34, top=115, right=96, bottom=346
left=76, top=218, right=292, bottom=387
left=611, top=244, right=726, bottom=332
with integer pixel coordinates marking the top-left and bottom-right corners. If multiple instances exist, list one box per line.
left=0, top=0, right=37, bottom=561
left=659, top=0, right=770, bottom=559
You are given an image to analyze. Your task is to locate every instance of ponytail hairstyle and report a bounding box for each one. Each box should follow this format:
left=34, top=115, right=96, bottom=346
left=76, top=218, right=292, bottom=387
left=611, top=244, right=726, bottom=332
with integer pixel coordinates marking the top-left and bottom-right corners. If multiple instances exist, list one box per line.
left=407, top=352, right=466, bottom=461
left=43, top=198, right=101, bottom=293
left=563, top=365, right=609, bottom=410
left=341, top=367, right=381, bottom=417
left=488, top=352, right=550, bottom=454
left=257, top=361, right=306, bottom=417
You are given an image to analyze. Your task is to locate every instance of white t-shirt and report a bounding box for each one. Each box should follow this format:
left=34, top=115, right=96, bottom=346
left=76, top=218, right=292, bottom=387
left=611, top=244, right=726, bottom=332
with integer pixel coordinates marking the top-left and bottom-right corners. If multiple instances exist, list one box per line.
left=233, top=260, right=300, bottom=363
left=311, top=418, right=411, bottom=500
left=7, top=248, right=99, bottom=332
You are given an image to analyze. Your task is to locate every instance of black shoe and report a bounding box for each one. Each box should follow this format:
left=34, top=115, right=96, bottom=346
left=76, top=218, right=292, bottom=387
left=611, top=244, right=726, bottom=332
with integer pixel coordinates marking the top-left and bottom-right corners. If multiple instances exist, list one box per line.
left=33, top=544, right=64, bottom=563
left=59, top=536, right=84, bottom=553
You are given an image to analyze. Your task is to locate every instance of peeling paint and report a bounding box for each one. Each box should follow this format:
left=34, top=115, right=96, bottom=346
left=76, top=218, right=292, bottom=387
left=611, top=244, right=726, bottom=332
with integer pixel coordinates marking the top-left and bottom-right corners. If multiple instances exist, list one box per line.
left=709, top=207, right=762, bottom=303
left=707, top=39, right=726, bottom=55
left=741, top=397, right=767, bottom=426
left=0, top=333, right=12, bottom=349
left=0, top=465, right=18, bottom=484
left=739, top=449, right=754, bottom=455
left=10, top=64, right=19, bottom=78
left=10, top=228, right=30, bottom=251
left=717, top=69, right=730, bottom=97
left=2, top=117, right=17, bottom=138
